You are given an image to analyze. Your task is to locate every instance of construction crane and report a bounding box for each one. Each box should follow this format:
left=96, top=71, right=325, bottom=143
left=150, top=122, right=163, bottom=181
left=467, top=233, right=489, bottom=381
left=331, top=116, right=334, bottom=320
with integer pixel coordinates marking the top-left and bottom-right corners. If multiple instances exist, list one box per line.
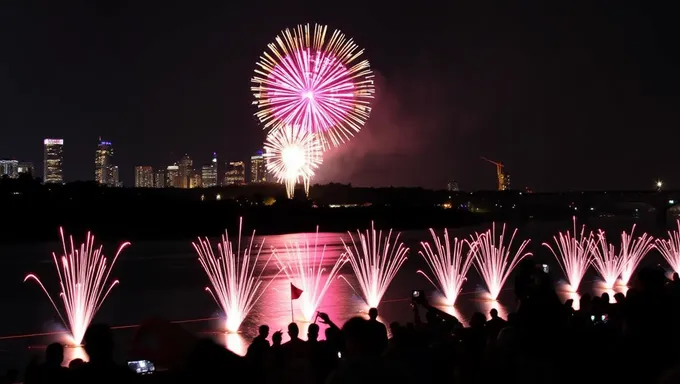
left=481, top=157, right=508, bottom=191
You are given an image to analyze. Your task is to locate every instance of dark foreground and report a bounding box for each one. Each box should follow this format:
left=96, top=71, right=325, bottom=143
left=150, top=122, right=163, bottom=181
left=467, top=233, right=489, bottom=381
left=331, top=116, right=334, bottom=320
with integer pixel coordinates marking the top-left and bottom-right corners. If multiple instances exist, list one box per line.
left=8, top=262, right=680, bottom=384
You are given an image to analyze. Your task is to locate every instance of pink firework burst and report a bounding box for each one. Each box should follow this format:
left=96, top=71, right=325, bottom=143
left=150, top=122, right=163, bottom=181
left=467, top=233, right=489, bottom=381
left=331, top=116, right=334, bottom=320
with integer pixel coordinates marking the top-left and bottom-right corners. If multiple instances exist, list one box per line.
left=591, top=230, right=624, bottom=289
left=656, top=220, right=680, bottom=275
left=252, top=24, right=375, bottom=149
left=542, top=217, right=595, bottom=293
left=618, top=225, right=654, bottom=286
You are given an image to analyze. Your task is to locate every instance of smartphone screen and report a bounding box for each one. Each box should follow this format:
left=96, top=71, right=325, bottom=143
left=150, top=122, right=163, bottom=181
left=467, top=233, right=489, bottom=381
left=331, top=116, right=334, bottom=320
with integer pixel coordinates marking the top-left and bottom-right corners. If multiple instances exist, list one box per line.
left=127, top=360, right=155, bottom=374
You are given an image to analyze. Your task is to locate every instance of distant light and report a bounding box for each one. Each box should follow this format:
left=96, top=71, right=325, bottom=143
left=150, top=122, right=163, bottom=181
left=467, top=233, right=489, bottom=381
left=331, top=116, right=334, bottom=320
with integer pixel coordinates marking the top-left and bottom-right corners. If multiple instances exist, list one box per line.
left=669, top=200, right=675, bottom=205
left=216, top=194, right=221, bottom=201
left=590, top=207, right=595, bottom=211
left=44, top=139, right=63, bottom=145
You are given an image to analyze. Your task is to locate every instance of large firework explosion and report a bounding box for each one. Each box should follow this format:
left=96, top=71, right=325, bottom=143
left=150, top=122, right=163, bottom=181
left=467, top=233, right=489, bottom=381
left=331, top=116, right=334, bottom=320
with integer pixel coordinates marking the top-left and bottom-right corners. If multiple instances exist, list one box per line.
left=263, top=125, right=323, bottom=198
left=618, top=225, right=654, bottom=286
left=252, top=23, right=375, bottom=150
left=656, top=220, right=680, bottom=275
left=591, top=230, right=624, bottom=290
left=192, top=218, right=279, bottom=333
left=417, top=229, right=476, bottom=306
left=24, top=228, right=130, bottom=345
left=542, top=217, right=595, bottom=293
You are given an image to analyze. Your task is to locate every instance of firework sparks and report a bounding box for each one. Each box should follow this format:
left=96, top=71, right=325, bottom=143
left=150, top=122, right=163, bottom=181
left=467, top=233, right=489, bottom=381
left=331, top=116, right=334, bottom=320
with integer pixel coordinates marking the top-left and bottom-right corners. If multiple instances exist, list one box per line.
left=264, top=125, right=323, bottom=199
left=340, top=222, right=409, bottom=308
left=252, top=23, right=375, bottom=149
left=24, top=228, right=130, bottom=345
left=471, top=223, right=531, bottom=301
left=417, top=229, right=476, bottom=306
left=192, top=218, right=279, bottom=333
left=619, top=225, right=654, bottom=286
left=656, top=220, right=680, bottom=275
left=542, top=217, right=595, bottom=292
left=275, top=228, right=348, bottom=320
left=591, top=230, right=623, bottom=289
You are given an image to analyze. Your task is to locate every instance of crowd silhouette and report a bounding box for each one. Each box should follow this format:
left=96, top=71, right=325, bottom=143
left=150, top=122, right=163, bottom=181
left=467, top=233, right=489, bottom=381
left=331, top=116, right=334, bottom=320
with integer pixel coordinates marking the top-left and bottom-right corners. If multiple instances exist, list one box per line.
left=5, top=260, right=680, bottom=384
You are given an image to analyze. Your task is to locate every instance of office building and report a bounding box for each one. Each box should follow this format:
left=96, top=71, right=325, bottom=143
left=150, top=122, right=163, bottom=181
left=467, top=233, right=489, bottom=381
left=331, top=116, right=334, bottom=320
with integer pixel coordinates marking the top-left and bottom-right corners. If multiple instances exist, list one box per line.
left=178, top=154, right=192, bottom=189
left=201, top=153, right=218, bottom=188
left=17, top=162, right=34, bottom=176
left=154, top=169, right=165, bottom=188
left=135, top=166, right=154, bottom=188
left=250, top=150, right=266, bottom=183
left=95, top=139, right=115, bottom=186
left=166, top=165, right=180, bottom=188
left=189, top=171, right=202, bottom=188
left=44, top=138, right=64, bottom=183
left=111, top=166, right=121, bottom=187
left=0, top=160, right=18, bottom=178
left=225, top=161, right=246, bottom=185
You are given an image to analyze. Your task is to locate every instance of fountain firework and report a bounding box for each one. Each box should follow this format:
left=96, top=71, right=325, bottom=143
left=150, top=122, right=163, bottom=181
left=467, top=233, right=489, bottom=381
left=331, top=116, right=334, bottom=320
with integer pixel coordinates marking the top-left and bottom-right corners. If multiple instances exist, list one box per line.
left=417, top=229, right=476, bottom=306
left=340, top=222, right=409, bottom=308
left=192, top=218, right=279, bottom=333
left=591, top=230, right=624, bottom=289
left=471, top=223, right=531, bottom=301
left=275, top=228, right=348, bottom=320
left=542, top=217, right=595, bottom=292
left=618, top=225, right=654, bottom=286
left=656, top=220, right=680, bottom=275
left=24, top=228, right=130, bottom=345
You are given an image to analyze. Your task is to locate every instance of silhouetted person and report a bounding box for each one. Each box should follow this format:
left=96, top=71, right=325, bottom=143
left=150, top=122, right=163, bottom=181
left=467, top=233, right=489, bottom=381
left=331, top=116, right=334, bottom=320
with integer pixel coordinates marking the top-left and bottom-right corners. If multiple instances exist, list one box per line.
left=366, top=307, right=388, bottom=355
left=327, top=317, right=385, bottom=384
left=486, top=308, right=507, bottom=342
left=28, top=343, right=69, bottom=384
left=282, top=322, right=308, bottom=359
left=247, top=325, right=270, bottom=361
left=73, top=324, right=137, bottom=384
left=69, top=358, right=85, bottom=370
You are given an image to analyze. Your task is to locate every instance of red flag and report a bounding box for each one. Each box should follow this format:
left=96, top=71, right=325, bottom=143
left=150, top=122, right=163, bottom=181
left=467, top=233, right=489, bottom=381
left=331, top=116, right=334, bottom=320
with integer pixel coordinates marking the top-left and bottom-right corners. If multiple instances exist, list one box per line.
left=290, top=283, right=303, bottom=300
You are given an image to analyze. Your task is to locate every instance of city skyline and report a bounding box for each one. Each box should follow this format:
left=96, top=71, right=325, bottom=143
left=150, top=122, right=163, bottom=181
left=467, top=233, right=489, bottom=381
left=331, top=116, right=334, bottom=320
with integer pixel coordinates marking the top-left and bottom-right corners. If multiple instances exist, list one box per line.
left=1, top=3, right=677, bottom=190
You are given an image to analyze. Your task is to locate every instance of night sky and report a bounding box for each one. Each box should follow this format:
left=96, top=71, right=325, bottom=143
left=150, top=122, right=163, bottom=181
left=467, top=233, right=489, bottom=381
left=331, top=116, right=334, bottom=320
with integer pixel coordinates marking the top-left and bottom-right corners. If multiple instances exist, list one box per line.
left=0, top=2, right=677, bottom=191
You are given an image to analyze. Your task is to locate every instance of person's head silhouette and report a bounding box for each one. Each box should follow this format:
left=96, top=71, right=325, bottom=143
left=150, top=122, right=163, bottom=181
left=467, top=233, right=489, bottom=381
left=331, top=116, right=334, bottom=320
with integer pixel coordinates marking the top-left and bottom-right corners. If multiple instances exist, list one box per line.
left=272, top=331, right=282, bottom=346
left=368, top=307, right=378, bottom=321
left=287, top=323, right=299, bottom=339
left=45, top=342, right=64, bottom=367
left=307, top=323, right=319, bottom=341
left=84, top=323, right=115, bottom=363
left=258, top=325, right=269, bottom=338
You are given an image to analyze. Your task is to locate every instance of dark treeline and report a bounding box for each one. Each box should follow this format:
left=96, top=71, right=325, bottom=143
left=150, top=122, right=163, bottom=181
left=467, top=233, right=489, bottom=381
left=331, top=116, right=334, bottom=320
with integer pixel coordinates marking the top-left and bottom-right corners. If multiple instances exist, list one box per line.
left=0, top=175, right=663, bottom=243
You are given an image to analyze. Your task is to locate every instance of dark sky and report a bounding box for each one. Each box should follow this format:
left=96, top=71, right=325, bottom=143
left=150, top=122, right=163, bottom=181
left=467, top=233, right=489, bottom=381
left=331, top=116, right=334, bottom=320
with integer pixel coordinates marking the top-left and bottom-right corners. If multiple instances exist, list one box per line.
left=0, top=1, right=677, bottom=190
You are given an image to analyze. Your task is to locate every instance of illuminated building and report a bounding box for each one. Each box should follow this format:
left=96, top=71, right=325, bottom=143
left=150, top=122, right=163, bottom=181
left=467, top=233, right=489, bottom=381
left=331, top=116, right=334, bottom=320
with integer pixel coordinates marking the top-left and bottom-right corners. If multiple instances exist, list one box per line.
left=0, top=160, right=18, bottom=178
left=95, top=139, right=115, bottom=186
left=201, top=153, right=218, bottom=188
left=111, top=166, right=121, bottom=187
left=135, top=166, right=154, bottom=188
left=178, top=154, right=193, bottom=189
left=154, top=169, right=165, bottom=188
left=189, top=171, right=202, bottom=188
left=250, top=150, right=266, bottom=183
left=503, top=173, right=511, bottom=190
left=225, top=161, right=246, bottom=185
left=447, top=181, right=460, bottom=192
left=17, top=162, right=34, bottom=176
left=166, top=165, right=180, bottom=188
left=43, top=138, right=64, bottom=184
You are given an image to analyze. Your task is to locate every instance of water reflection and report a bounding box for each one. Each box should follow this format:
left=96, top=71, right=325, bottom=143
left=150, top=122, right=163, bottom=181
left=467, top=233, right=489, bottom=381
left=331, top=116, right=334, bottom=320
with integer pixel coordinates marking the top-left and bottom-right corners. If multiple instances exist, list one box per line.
left=592, top=282, right=629, bottom=302
left=63, top=345, right=88, bottom=365
left=224, top=333, right=247, bottom=356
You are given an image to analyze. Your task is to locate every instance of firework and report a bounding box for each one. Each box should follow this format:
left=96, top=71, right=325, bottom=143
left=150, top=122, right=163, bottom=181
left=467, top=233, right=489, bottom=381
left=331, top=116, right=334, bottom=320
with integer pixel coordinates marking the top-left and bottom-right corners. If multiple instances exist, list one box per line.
left=542, top=217, right=595, bottom=292
left=655, top=220, right=680, bottom=275
left=591, top=230, right=623, bottom=289
left=471, top=223, right=531, bottom=301
left=340, top=222, right=409, bottom=308
left=264, top=125, right=323, bottom=198
left=417, top=229, right=476, bottom=306
left=275, top=228, right=348, bottom=320
left=24, top=228, right=130, bottom=345
left=252, top=23, right=375, bottom=149
left=192, top=218, right=279, bottom=333
left=618, top=225, right=654, bottom=285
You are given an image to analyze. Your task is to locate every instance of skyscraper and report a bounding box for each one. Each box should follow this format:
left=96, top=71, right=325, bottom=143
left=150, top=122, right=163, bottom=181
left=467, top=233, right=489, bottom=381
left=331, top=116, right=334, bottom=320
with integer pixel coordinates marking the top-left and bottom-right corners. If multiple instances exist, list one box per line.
left=112, top=166, right=121, bottom=187
left=201, top=153, right=218, bottom=188
left=135, top=166, right=154, bottom=188
left=250, top=150, right=266, bottom=184
left=95, top=139, right=115, bottom=186
left=0, top=160, right=18, bottom=178
left=178, top=154, right=192, bottom=188
left=225, top=161, right=246, bottom=185
left=43, top=138, right=64, bottom=183
left=154, top=169, right=165, bottom=188
left=166, top=165, right=180, bottom=188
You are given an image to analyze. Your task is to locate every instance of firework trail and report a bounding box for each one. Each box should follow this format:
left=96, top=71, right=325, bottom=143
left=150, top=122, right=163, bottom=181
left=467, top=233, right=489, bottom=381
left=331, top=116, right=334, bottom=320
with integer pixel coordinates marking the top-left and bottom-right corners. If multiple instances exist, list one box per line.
left=275, top=228, right=348, bottom=320
left=618, top=225, right=654, bottom=286
left=340, top=222, right=409, bottom=308
left=24, top=228, right=130, bottom=345
left=656, top=220, right=680, bottom=275
left=591, top=230, right=624, bottom=289
left=417, top=229, right=476, bottom=306
left=264, top=125, right=323, bottom=199
left=471, top=223, right=531, bottom=301
left=252, top=23, right=375, bottom=149
left=542, top=217, right=595, bottom=292
left=192, top=218, right=279, bottom=333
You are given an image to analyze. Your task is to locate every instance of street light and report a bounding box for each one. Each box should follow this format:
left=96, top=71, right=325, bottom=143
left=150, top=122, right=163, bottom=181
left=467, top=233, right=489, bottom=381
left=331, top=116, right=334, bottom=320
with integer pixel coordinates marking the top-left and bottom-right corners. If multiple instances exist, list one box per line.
left=656, top=180, right=663, bottom=191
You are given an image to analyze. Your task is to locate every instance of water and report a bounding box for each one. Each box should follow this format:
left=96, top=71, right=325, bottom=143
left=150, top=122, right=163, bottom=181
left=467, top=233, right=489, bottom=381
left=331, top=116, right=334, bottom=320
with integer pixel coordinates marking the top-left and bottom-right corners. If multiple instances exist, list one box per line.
left=0, top=217, right=671, bottom=370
